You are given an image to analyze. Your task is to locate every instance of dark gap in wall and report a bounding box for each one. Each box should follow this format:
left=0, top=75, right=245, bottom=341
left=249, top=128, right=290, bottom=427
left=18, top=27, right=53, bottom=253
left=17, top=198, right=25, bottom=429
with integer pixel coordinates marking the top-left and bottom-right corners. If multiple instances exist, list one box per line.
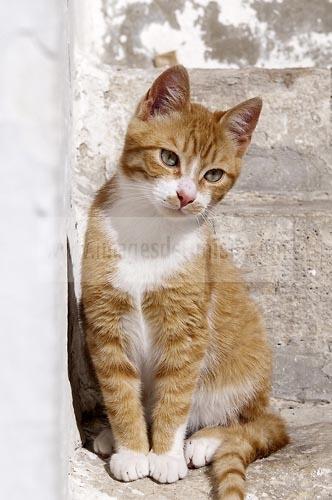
left=67, top=239, right=107, bottom=450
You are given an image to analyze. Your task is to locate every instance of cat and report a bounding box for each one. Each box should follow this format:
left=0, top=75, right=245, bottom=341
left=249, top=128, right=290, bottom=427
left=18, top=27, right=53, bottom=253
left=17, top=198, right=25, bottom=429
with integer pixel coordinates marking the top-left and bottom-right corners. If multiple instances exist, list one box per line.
left=81, top=65, right=289, bottom=499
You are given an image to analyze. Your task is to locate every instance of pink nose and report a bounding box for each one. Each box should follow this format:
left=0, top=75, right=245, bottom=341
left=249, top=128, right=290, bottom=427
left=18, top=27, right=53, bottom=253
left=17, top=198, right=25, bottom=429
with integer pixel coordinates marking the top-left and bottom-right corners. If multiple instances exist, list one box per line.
left=176, top=189, right=195, bottom=208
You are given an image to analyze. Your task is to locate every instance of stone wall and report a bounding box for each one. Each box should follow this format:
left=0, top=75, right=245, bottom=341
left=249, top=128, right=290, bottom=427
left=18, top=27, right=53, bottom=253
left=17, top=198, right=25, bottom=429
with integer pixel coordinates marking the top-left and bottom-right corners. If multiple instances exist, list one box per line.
left=69, top=66, right=332, bottom=433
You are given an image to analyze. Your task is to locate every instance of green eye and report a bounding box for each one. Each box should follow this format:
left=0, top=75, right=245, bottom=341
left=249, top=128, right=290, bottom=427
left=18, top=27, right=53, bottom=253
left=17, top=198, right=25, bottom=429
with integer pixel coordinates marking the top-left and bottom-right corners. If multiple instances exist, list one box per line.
left=160, top=149, right=179, bottom=167
left=204, top=168, right=224, bottom=182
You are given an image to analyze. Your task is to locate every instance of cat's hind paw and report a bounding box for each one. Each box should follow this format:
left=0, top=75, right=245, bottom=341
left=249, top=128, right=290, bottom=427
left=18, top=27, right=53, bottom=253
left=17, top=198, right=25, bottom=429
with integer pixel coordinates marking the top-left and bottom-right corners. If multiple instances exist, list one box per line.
left=184, top=436, right=220, bottom=468
left=148, top=451, right=188, bottom=483
left=93, top=429, right=114, bottom=457
left=110, top=449, right=149, bottom=482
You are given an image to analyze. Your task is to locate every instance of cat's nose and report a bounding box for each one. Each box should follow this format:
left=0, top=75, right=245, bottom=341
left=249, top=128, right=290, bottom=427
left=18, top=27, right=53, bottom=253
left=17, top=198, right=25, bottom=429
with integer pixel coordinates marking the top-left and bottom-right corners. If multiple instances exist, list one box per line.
left=176, top=178, right=197, bottom=208
left=176, top=189, right=196, bottom=208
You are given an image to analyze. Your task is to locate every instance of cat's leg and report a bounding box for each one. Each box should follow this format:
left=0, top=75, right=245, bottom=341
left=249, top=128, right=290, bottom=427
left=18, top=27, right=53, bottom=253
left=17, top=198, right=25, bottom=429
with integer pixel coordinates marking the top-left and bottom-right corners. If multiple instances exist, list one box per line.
left=184, top=384, right=237, bottom=469
left=184, top=384, right=289, bottom=497
left=85, top=287, right=150, bottom=482
left=145, top=286, right=208, bottom=484
left=184, top=374, right=272, bottom=469
left=148, top=421, right=188, bottom=484
left=88, top=322, right=149, bottom=480
left=148, top=359, right=207, bottom=483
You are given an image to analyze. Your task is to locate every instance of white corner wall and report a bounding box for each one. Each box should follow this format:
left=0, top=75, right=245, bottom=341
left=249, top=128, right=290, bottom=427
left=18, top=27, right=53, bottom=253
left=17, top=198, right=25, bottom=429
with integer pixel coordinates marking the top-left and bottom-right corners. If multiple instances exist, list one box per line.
left=0, top=1, right=72, bottom=499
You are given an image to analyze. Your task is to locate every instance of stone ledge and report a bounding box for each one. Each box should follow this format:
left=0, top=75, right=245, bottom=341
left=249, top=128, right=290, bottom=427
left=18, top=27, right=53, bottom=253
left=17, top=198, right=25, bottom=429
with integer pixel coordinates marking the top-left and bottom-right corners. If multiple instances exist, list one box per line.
left=218, top=191, right=332, bottom=216
left=68, top=401, right=332, bottom=499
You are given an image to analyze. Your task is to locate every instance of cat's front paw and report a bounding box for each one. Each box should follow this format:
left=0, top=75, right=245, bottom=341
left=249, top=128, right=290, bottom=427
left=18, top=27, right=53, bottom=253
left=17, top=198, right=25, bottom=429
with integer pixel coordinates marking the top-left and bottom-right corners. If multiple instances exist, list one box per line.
left=110, top=449, right=149, bottom=482
left=148, top=451, right=188, bottom=483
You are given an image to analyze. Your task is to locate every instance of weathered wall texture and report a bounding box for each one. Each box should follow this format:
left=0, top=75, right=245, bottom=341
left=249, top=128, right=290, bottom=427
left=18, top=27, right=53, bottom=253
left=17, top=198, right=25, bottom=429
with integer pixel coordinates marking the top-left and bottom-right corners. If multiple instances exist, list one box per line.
left=102, top=0, right=332, bottom=68
left=70, top=66, right=332, bottom=422
left=0, top=1, right=72, bottom=499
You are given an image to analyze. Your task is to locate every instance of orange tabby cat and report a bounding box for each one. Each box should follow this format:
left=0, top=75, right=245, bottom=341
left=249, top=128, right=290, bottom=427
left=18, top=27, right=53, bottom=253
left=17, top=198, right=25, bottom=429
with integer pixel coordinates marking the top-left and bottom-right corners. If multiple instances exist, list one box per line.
left=82, top=65, right=289, bottom=499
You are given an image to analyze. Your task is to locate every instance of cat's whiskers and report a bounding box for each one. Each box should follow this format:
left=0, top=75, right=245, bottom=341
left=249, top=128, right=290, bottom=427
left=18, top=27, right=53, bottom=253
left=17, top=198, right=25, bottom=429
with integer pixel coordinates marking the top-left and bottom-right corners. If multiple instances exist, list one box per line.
left=198, top=210, right=214, bottom=231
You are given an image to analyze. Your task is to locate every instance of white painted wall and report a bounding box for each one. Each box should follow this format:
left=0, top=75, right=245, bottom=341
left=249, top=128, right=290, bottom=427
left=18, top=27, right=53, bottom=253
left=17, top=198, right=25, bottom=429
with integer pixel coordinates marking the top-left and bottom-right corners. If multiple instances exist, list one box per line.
left=0, top=1, right=71, bottom=499
left=102, top=0, right=332, bottom=68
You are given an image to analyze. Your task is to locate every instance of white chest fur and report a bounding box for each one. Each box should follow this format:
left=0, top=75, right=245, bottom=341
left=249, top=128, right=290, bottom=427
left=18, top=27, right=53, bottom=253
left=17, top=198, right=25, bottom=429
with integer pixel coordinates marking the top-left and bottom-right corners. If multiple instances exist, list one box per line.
left=112, top=230, right=204, bottom=297
left=120, top=296, right=153, bottom=399
left=100, top=185, right=206, bottom=401
left=101, top=190, right=205, bottom=298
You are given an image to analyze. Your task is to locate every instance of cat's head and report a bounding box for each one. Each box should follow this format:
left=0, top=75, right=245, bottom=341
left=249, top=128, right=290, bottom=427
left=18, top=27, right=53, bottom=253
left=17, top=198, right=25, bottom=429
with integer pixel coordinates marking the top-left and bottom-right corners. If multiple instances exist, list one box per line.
left=120, top=65, right=262, bottom=217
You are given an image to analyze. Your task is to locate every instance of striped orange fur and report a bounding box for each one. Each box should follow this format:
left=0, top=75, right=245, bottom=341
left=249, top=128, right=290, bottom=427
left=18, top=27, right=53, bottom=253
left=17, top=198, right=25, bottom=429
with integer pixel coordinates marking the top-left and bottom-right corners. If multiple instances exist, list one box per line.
left=82, top=65, right=289, bottom=495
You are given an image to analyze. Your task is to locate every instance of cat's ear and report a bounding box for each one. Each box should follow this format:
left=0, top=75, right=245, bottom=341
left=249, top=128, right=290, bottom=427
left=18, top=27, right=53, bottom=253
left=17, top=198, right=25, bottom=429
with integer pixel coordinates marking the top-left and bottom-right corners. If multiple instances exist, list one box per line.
left=213, top=110, right=227, bottom=121
left=136, top=65, right=190, bottom=120
left=219, top=97, right=262, bottom=157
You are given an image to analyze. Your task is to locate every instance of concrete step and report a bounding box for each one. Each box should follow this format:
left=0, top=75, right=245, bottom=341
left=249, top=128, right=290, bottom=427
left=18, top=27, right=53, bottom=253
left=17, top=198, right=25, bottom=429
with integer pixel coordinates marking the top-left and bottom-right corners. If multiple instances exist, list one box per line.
left=68, top=400, right=332, bottom=499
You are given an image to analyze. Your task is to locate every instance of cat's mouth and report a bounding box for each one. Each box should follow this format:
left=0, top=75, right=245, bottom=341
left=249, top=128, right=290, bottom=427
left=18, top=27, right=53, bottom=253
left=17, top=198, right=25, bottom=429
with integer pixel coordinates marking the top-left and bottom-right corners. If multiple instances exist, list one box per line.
left=156, top=202, right=205, bottom=219
left=159, top=205, right=188, bottom=217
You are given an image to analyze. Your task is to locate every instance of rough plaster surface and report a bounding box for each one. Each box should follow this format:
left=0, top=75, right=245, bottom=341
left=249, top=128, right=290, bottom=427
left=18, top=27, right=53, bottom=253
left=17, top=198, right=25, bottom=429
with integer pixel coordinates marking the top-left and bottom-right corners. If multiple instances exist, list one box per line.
left=101, top=0, right=332, bottom=68
left=0, top=1, right=71, bottom=499
left=69, top=401, right=332, bottom=499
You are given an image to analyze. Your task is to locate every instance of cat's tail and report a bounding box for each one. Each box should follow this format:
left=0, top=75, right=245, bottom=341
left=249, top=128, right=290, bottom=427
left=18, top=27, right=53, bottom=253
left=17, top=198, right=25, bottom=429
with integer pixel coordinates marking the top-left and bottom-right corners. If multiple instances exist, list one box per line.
left=211, top=412, right=289, bottom=499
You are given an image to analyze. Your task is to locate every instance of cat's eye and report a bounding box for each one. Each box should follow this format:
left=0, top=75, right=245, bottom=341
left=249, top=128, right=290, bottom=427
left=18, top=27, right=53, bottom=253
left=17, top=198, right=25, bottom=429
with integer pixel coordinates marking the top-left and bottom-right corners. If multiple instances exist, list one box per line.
left=204, top=169, right=225, bottom=182
left=160, top=149, right=179, bottom=167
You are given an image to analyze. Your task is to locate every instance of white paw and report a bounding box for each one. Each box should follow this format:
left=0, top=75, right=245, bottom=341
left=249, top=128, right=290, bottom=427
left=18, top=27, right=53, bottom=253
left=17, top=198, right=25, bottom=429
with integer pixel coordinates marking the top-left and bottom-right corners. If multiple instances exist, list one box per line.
left=184, top=437, right=220, bottom=468
left=148, top=451, right=188, bottom=483
left=93, top=429, right=114, bottom=456
left=110, top=449, right=149, bottom=482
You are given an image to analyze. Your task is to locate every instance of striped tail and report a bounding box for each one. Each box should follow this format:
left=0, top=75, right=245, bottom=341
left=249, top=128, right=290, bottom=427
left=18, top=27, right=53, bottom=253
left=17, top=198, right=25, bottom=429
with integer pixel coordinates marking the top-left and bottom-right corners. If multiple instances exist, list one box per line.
left=211, top=413, right=289, bottom=499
